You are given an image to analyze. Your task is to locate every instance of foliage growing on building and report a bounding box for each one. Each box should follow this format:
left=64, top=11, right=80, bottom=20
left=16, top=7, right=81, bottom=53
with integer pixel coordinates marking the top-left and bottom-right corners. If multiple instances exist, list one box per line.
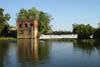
left=17, top=8, right=52, bottom=34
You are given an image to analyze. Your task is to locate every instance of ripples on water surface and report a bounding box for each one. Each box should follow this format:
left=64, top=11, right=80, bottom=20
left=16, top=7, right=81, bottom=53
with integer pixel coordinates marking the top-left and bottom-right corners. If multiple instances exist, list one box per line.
left=0, top=39, right=100, bottom=67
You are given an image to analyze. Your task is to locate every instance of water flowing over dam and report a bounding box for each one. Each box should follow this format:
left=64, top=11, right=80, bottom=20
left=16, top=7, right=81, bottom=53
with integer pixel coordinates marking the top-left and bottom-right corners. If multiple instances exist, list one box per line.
left=40, top=34, right=78, bottom=39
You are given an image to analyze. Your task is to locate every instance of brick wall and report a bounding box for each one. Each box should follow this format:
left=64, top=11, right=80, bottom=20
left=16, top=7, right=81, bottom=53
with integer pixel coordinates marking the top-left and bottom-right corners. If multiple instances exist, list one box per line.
left=17, top=20, right=38, bottom=39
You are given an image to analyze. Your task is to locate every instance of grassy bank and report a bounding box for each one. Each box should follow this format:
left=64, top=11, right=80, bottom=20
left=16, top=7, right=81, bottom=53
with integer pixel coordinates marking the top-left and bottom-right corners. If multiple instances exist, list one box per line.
left=0, top=37, right=16, bottom=40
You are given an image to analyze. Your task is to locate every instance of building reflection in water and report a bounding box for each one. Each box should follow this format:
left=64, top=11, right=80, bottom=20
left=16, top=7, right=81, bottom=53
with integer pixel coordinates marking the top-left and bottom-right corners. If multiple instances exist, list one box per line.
left=17, top=39, right=51, bottom=67
left=33, top=39, right=38, bottom=63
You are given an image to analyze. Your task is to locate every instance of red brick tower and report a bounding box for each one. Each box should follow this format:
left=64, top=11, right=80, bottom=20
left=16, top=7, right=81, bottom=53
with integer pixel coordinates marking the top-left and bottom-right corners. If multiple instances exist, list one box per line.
left=17, top=20, right=38, bottom=39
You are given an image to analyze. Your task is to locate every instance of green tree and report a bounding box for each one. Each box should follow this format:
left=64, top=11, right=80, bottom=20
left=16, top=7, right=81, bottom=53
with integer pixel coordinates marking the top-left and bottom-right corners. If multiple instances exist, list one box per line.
left=0, top=8, right=11, bottom=36
left=73, top=24, right=94, bottom=39
left=17, top=8, right=39, bottom=20
left=93, top=23, right=100, bottom=38
left=38, top=12, right=52, bottom=34
left=17, top=7, right=52, bottom=35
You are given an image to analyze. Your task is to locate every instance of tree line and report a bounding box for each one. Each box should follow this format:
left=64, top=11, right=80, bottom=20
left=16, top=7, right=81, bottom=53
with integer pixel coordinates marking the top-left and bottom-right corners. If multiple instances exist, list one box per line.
left=44, top=31, right=73, bottom=35
left=1, top=7, right=100, bottom=39
left=0, top=7, right=52, bottom=38
left=72, top=23, right=100, bottom=39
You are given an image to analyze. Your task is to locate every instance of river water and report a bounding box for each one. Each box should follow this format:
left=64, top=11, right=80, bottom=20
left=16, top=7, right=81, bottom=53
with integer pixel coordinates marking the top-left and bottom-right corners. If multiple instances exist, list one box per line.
left=0, top=39, right=100, bottom=67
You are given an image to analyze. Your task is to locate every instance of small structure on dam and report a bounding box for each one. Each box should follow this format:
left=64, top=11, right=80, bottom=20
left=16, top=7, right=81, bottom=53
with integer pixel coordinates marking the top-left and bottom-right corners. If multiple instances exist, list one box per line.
left=17, top=20, right=38, bottom=39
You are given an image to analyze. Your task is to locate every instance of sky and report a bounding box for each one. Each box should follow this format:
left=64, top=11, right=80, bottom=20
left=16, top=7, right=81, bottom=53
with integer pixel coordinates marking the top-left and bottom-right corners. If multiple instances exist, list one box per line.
left=0, top=0, right=100, bottom=31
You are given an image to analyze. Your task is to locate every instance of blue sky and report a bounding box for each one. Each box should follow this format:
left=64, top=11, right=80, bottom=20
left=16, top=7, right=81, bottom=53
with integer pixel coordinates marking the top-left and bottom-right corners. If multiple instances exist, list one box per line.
left=0, top=0, right=100, bottom=31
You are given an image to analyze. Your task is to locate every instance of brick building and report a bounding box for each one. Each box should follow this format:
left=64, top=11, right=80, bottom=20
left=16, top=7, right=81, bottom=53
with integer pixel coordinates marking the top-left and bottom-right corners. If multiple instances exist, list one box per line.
left=17, top=20, right=38, bottom=39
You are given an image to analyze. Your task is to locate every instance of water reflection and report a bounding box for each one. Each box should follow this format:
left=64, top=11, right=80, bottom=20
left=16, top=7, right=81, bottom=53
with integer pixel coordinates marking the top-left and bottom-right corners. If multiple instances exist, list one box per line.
left=17, top=39, right=51, bottom=67
left=1, top=39, right=100, bottom=67
left=0, top=40, right=18, bottom=67
left=0, top=41, right=9, bottom=67
left=73, top=40, right=100, bottom=56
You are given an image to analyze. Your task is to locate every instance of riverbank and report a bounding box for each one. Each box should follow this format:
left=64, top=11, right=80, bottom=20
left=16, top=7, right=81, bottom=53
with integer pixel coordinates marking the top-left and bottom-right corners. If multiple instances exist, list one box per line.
left=0, top=36, right=99, bottom=44
left=0, top=37, right=16, bottom=40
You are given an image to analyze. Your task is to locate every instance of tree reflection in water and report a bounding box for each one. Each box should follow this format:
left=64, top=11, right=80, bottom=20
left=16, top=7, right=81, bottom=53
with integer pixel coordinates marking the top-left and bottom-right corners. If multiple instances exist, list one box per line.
left=73, top=39, right=100, bottom=56
left=17, top=39, right=51, bottom=67
left=0, top=41, right=9, bottom=67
